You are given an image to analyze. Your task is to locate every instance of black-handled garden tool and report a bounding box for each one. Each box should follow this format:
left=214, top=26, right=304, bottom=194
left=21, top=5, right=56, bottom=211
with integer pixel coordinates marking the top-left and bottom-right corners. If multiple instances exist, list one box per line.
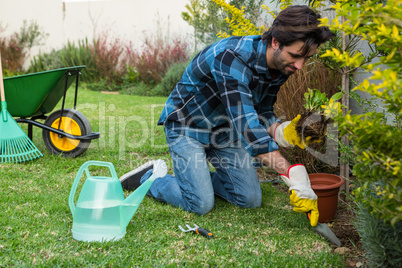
left=307, top=212, right=341, bottom=247
left=179, top=224, right=214, bottom=239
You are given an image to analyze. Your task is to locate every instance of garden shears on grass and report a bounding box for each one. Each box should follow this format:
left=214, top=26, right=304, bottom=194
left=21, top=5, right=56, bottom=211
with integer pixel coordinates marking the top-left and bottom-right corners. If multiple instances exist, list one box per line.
left=179, top=224, right=214, bottom=239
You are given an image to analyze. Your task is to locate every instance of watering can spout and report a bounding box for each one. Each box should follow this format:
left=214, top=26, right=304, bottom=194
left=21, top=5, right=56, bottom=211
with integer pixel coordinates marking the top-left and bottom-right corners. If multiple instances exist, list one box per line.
left=120, top=159, right=167, bottom=228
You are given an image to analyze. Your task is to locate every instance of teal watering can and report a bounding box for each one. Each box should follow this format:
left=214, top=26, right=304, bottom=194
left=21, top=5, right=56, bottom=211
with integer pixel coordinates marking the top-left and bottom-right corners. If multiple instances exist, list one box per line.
left=69, top=159, right=167, bottom=242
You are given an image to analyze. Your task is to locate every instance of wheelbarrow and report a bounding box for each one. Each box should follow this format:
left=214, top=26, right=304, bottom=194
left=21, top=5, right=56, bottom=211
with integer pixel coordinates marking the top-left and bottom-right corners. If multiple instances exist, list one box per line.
left=3, top=66, right=99, bottom=158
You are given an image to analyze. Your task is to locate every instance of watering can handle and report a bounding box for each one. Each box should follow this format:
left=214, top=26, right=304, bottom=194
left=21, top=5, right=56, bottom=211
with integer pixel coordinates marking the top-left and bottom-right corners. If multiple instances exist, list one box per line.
left=68, top=161, right=118, bottom=217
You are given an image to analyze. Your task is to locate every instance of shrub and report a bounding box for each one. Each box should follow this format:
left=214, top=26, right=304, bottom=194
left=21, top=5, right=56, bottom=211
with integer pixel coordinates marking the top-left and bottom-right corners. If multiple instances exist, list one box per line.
left=15, top=20, right=48, bottom=50
left=182, top=0, right=265, bottom=46
left=126, top=32, right=189, bottom=86
left=92, top=34, right=126, bottom=86
left=29, top=34, right=126, bottom=88
left=0, top=20, right=47, bottom=75
left=120, top=82, right=153, bottom=96
left=212, top=0, right=269, bottom=37
left=28, top=49, right=62, bottom=73
left=56, top=39, right=98, bottom=83
left=28, top=38, right=98, bottom=83
left=158, top=61, right=189, bottom=96
left=0, top=35, right=26, bottom=75
left=25, top=24, right=189, bottom=92
left=355, top=202, right=402, bottom=267
left=322, top=0, right=402, bottom=225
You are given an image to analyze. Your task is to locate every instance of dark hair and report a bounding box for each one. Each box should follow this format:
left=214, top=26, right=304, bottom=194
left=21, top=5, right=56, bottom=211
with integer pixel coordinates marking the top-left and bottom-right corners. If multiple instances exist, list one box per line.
left=262, top=5, right=334, bottom=56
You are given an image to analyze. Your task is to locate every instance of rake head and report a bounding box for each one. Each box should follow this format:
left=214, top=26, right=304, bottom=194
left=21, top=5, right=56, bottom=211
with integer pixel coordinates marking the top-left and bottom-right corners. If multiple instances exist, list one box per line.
left=0, top=106, right=42, bottom=163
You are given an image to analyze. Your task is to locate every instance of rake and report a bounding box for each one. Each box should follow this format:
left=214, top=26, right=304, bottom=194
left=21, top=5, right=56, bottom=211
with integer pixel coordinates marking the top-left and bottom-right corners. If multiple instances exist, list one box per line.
left=0, top=52, right=42, bottom=163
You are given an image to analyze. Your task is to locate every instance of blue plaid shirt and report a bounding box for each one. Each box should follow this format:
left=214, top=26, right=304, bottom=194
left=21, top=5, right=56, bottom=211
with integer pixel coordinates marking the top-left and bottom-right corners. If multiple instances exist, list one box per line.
left=158, top=35, right=289, bottom=156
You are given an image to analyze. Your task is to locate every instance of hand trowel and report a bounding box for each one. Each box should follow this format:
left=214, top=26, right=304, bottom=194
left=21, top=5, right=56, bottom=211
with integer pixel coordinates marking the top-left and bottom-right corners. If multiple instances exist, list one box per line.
left=308, top=213, right=341, bottom=247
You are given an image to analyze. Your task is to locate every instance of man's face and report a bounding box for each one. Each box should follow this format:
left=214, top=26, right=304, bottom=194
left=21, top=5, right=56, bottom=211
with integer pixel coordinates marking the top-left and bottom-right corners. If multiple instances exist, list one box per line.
left=269, top=40, right=318, bottom=76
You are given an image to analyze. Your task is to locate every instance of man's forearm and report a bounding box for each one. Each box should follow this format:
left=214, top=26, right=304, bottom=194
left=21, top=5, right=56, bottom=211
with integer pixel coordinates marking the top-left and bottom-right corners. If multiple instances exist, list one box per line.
left=257, top=122, right=290, bottom=174
left=267, top=122, right=281, bottom=138
left=256, top=150, right=291, bottom=174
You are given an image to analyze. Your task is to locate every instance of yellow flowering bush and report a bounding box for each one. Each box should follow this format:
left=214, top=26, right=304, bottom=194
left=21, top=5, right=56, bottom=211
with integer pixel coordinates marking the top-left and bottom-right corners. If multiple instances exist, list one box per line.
left=321, top=0, right=402, bottom=225
left=212, top=0, right=327, bottom=38
left=212, top=0, right=267, bottom=37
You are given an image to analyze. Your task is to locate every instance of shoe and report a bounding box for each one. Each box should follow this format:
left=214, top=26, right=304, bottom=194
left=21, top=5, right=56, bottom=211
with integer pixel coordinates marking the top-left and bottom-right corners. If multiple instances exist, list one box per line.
left=119, top=160, right=156, bottom=190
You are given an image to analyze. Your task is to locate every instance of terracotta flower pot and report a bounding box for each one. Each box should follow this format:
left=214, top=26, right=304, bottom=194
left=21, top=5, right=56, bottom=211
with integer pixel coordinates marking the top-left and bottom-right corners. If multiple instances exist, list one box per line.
left=309, top=173, right=345, bottom=223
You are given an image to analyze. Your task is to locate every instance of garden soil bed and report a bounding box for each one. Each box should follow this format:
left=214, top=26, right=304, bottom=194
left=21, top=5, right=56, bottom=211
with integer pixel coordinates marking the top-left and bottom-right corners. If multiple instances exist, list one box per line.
left=257, top=170, right=366, bottom=267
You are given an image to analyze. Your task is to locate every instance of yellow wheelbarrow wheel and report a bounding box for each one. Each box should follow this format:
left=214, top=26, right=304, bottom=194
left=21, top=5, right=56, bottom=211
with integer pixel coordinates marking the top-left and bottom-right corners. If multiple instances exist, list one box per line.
left=42, top=109, right=92, bottom=157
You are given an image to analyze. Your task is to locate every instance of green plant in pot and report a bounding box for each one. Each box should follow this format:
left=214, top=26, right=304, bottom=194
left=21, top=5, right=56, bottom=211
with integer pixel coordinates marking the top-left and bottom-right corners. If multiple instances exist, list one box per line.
left=296, top=88, right=342, bottom=145
left=299, top=89, right=345, bottom=223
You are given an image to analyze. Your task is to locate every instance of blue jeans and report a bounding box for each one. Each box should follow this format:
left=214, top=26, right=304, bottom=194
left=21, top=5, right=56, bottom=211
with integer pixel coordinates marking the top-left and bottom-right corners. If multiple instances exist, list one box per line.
left=141, top=125, right=262, bottom=215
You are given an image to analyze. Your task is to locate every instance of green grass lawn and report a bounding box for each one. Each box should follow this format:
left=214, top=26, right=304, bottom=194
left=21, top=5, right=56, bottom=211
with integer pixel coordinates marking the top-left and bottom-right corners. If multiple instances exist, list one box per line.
left=0, top=88, right=342, bottom=267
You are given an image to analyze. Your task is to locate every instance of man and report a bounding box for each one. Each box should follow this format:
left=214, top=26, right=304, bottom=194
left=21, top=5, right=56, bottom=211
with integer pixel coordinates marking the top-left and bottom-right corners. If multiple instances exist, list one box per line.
left=120, top=5, right=334, bottom=227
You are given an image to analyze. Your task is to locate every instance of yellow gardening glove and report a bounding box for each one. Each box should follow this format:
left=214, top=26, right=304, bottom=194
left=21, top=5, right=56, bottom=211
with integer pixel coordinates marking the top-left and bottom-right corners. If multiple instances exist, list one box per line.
left=290, top=191, right=319, bottom=227
left=283, top=115, right=306, bottom=149
left=280, top=164, right=319, bottom=227
left=274, top=115, right=320, bottom=149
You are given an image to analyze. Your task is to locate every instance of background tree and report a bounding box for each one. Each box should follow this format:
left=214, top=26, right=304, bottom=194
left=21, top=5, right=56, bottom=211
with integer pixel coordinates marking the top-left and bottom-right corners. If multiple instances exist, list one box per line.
left=181, top=0, right=265, bottom=49
left=0, top=20, right=48, bottom=74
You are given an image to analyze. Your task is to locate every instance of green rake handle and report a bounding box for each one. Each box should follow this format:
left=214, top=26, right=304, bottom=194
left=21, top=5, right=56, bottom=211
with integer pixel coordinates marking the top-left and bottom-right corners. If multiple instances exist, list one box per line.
left=1, top=101, right=7, bottom=122
left=0, top=51, right=9, bottom=122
